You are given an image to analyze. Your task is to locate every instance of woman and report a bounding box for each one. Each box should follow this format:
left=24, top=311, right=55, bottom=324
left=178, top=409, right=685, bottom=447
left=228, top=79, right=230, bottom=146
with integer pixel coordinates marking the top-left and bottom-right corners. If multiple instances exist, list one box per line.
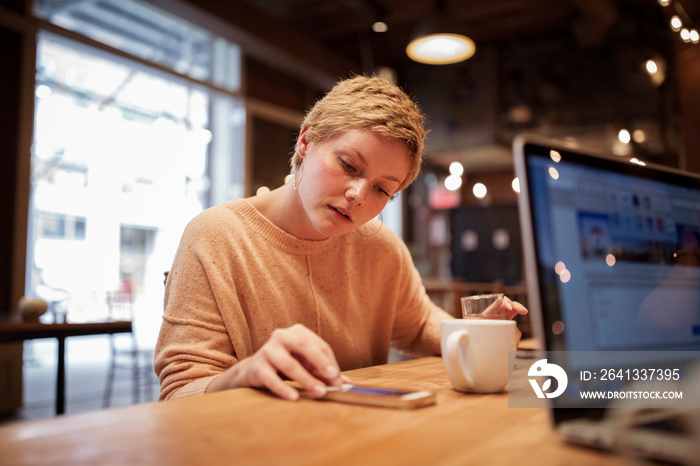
left=155, top=75, right=527, bottom=402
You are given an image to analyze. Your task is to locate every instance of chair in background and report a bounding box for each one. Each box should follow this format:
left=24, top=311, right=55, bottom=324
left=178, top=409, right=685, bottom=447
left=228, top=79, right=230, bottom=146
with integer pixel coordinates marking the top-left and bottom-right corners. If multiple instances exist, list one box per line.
left=102, top=290, right=156, bottom=408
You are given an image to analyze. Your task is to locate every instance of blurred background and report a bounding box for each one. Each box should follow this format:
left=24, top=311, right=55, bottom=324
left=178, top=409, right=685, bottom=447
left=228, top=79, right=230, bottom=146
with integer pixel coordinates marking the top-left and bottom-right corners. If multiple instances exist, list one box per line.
left=1, top=0, right=698, bottom=419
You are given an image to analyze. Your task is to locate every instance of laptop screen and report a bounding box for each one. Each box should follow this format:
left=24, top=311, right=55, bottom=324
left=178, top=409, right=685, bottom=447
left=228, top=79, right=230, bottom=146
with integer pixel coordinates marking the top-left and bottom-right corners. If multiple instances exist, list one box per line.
left=514, top=136, right=700, bottom=364
left=514, top=135, right=700, bottom=454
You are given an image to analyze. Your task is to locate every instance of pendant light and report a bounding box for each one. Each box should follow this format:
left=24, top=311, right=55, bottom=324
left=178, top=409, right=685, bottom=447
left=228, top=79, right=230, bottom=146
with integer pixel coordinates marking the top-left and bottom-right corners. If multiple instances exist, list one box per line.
left=406, top=0, right=475, bottom=65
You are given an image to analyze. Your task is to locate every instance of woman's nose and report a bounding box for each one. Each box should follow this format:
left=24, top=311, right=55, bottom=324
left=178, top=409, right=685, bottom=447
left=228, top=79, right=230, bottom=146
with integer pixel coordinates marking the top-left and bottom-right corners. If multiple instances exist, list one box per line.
left=346, top=179, right=367, bottom=205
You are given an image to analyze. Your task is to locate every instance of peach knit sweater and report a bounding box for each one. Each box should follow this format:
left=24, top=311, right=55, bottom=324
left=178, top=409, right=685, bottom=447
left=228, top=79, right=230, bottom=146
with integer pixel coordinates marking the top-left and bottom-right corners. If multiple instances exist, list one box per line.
left=155, top=198, right=452, bottom=400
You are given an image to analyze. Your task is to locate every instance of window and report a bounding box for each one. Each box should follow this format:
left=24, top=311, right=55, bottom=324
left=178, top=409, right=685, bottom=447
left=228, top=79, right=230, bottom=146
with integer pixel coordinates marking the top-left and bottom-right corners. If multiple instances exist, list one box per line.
left=33, top=0, right=239, bottom=89
left=28, top=1, right=244, bottom=321
left=36, top=212, right=86, bottom=240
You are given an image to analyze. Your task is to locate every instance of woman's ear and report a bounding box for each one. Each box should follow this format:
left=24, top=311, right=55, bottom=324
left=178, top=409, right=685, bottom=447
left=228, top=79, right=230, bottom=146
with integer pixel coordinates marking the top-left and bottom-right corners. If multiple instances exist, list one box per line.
left=297, top=126, right=310, bottom=158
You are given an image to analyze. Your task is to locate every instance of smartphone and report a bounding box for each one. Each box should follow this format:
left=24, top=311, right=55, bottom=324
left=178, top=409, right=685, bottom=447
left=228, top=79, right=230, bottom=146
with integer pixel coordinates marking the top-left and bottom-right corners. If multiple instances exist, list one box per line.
left=313, top=384, right=436, bottom=410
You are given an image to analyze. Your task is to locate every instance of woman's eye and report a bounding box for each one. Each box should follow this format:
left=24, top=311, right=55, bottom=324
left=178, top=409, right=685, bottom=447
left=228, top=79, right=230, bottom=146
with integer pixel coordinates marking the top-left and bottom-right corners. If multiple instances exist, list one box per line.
left=376, top=186, right=391, bottom=197
left=341, top=159, right=355, bottom=172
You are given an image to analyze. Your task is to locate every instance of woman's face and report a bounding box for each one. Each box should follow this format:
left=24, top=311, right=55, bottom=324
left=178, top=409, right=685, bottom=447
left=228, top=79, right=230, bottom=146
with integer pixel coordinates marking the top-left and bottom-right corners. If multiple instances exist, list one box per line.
left=294, top=128, right=411, bottom=240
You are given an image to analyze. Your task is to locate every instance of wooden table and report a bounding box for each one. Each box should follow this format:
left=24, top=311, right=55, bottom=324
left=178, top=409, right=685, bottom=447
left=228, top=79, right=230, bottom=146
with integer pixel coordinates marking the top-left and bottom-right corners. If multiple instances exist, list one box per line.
left=0, top=357, right=626, bottom=465
left=0, top=320, right=132, bottom=415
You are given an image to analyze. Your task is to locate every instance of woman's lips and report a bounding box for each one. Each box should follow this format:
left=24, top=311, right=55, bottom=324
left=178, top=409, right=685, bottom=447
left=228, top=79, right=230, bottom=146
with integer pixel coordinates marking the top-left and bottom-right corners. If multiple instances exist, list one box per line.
left=329, top=205, right=352, bottom=222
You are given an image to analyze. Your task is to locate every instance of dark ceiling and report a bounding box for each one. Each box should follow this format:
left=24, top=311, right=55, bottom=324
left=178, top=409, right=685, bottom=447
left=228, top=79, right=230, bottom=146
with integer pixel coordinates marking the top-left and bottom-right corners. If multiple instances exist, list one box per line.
left=236, top=0, right=697, bottom=72
left=230, top=0, right=699, bottom=172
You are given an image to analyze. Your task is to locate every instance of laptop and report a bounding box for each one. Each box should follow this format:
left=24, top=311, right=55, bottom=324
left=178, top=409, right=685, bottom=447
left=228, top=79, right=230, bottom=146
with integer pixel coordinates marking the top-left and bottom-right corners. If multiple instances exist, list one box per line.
left=512, top=134, right=700, bottom=464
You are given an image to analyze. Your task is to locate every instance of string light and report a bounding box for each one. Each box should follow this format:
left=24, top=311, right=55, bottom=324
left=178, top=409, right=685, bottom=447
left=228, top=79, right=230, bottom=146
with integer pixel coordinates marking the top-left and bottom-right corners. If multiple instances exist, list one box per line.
left=445, top=174, right=462, bottom=191
left=645, top=59, right=658, bottom=73
left=691, top=29, right=700, bottom=43
left=511, top=178, right=520, bottom=193
left=671, top=15, right=683, bottom=31
left=618, top=128, right=631, bottom=144
left=372, top=21, right=388, bottom=33
left=449, top=161, right=464, bottom=176
left=473, top=183, right=487, bottom=199
left=444, top=161, right=464, bottom=191
left=661, top=1, right=698, bottom=46
left=633, top=129, right=646, bottom=143
left=681, top=28, right=692, bottom=41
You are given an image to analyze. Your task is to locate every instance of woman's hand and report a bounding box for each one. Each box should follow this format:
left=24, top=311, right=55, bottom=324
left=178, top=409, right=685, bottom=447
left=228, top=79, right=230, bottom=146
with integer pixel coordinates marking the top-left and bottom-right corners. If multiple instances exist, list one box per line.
left=482, top=295, right=528, bottom=320
left=502, top=296, right=528, bottom=346
left=482, top=295, right=528, bottom=346
left=207, top=324, right=346, bottom=401
left=502, top=296, right=528, bottom=321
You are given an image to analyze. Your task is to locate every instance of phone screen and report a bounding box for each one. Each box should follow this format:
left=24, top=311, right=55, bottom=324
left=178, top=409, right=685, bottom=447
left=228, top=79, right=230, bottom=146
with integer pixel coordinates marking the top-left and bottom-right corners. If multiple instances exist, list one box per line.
left=333, top=386, right=415, bottom=396
left=314, top=384, right=436, bottom=409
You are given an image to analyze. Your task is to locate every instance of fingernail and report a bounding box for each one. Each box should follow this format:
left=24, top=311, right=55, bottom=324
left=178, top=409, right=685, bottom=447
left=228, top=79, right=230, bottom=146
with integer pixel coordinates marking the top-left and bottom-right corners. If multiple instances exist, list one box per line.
left=325, top=365, right=340, bottom=379
left=313, top=385, right=327, bottom=397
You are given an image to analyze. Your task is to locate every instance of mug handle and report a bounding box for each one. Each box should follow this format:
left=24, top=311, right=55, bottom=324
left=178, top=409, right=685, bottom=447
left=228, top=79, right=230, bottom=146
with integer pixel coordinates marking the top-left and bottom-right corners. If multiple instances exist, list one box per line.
left=446, top=330, right=473, bottom=390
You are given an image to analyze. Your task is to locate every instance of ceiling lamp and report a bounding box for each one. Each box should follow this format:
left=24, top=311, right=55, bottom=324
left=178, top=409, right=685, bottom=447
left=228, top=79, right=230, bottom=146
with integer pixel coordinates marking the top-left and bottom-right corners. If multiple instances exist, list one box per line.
left=406, top=1, right=475, bottom=65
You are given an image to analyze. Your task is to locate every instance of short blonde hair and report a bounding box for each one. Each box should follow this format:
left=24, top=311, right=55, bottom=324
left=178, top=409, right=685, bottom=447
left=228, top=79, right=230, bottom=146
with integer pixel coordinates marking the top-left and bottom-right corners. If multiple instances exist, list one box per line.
left=291, top=75, right=426, bottom=191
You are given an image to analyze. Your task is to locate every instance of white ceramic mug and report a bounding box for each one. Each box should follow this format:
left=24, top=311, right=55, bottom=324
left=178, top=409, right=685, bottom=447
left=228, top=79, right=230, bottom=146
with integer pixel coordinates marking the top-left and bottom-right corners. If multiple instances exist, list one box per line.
left=441, top=319, right=517, bottom=393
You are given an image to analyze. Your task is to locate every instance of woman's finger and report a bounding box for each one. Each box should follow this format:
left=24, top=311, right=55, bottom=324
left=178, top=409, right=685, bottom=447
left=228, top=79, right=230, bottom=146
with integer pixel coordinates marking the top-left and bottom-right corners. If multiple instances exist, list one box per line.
left=273, top=325, right=344, bottom=387
left=251, top=361, right=301, bottom=401
left=263, top=345, right=329, bottom=398
left=505, top=300, right=529, bottom=320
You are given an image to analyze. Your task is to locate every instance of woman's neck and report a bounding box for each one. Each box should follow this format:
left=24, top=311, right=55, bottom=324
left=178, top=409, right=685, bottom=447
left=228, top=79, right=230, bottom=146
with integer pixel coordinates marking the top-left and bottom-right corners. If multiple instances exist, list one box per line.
left=247, top=182, right=325, bottom=241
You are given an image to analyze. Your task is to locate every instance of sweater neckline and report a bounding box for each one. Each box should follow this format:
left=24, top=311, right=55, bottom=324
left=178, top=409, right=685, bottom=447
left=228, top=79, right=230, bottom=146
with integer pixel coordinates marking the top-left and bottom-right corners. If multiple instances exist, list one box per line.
left=231, top=198, right=336, bottom=255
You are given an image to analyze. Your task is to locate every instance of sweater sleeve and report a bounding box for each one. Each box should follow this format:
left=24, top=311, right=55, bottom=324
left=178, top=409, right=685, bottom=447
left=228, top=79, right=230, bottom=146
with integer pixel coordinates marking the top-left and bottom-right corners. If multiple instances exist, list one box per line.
left=154, top=212, right=240, bottom=401
left=387, top=233, right=454, bottom=357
